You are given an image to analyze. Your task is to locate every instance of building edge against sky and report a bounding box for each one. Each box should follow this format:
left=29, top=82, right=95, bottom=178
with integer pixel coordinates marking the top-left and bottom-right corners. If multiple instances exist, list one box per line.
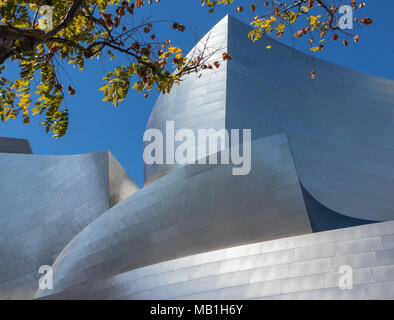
left=1, top=15, right=394, bottom=299
left=146, top=15, right=394, bottom=223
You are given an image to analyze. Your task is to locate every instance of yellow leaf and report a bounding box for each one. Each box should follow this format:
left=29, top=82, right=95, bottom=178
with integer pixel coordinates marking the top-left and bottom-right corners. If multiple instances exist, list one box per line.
left=168, top=46, right=182, bottom=54
left=29, top=3, right=38, bottom=11
left=159, top=52, right=170, bottom=59
left=266, top=45, right=272, bottom=49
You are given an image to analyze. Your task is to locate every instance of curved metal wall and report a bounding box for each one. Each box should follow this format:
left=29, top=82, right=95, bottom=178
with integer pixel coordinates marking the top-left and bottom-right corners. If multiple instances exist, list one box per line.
left=300, top=184, right=377, bottom=233
left=40, top=220, right=394, bottom=300
left=225, top=16, right=394, bottom=222
left=36, top=134, right=312, bottom=298
left=3, top=15, right=394, bottom=301
left=144, top=16, right=229, bottom=185
left=0, top=150, right=138, bottom=299
left=145, top=15, right=394, bottom=222
left=108, top=152, right=140, bottom=207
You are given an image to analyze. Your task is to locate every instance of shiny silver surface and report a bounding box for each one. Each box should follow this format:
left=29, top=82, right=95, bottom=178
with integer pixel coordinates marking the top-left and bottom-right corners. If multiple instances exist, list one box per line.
left=0, top=150, right=138, bottom=299
left=2, top=15, right=394, bottom=300
left=40, top=220, right=394, bottom=300
left=145, top=15, right=394, bottom=222
left=108, top=152, right=140, bottom=207
left=225, top=16, right=394, bottom=222
left=144, top=16, right=228, bottom=185
left=36, top=134, right=312, bottom=298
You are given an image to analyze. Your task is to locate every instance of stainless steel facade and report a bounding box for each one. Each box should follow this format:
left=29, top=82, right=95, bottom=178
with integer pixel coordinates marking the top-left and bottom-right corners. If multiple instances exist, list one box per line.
left=38, top=220, right=394, bottom=300
left=1, top=15, right=394, bottom=300
left=146, top=15, right=394, bottom=223
left=0, top=148, right=138, bottom=299
left=225, top=16, right=394, bottom=223
left=144, top=16, right=228, bottom=185
left=36, top=134, right=312, bottom=298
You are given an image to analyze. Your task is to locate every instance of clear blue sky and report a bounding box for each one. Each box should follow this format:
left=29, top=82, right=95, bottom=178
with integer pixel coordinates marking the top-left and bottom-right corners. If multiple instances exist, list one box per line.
left=1, top=1, right=393, bottom=186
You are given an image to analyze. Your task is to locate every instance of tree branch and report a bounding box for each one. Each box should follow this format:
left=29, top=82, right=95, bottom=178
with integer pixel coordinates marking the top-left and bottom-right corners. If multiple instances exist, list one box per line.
left=316, top=0, right=338, bottom=30
left=0, top=25, right=44, bottom=64
left=44, top=0, right=83, bottom=40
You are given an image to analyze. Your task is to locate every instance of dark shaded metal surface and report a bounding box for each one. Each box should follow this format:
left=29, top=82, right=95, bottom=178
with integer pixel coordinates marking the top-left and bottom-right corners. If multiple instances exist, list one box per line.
left=0, top=137, right=32, bottom=154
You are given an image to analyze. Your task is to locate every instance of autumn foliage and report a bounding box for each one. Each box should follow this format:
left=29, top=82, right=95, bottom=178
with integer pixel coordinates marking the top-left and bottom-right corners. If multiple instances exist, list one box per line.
left=0, top=0, right=372, bottom=138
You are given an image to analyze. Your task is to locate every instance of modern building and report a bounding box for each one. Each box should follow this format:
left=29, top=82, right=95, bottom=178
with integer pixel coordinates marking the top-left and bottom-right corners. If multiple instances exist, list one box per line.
left=1, top=15, right=394, bottom=300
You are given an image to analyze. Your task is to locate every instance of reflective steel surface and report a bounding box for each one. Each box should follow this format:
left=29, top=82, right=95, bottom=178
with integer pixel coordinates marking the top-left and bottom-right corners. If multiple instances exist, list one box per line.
left=2, top=15, right=394, bottom=300
left=40, top=220, right=394, bottom=300
left=0, top=150, right=138, bottom=299
left=146, top=15, right=394, bottom=222
left=36, top=134, right=312, bottom=298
